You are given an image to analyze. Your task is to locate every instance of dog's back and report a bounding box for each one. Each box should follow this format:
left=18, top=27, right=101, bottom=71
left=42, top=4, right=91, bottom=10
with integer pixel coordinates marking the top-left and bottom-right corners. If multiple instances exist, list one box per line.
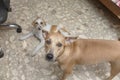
left=70, top=39, right=120, bottom=64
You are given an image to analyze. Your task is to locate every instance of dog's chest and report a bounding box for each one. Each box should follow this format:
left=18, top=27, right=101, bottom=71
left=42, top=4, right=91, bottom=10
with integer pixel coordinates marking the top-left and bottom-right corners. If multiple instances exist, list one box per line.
left=33, top=29, right=43, bottom=40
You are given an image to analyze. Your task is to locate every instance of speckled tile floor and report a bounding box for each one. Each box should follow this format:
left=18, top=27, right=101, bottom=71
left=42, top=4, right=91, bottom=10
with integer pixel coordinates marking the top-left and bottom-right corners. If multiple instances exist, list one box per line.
left=0, top=0, right=120, bottom=80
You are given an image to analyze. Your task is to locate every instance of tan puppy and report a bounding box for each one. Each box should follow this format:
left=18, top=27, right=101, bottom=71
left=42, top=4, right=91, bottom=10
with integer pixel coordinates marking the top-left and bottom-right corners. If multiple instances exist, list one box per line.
left=44, top=27, right=120, bottom=80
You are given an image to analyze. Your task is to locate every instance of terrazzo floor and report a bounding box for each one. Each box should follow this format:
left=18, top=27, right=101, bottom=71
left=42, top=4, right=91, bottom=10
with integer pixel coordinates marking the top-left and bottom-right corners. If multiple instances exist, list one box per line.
left=0, top=0, right=120, bottom=80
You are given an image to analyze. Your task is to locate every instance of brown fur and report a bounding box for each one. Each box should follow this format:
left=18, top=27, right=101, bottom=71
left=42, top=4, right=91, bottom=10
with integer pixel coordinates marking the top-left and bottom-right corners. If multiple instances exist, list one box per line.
left=44, top=29, right=120, bottom=80
left=50, top=25, right=58, bottom=33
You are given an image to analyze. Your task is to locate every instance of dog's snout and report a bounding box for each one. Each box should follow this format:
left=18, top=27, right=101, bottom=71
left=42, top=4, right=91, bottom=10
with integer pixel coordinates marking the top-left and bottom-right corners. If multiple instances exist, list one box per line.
left=46, top=53, right=53, bottom=61
left=38, top=27, right=41, bottom=30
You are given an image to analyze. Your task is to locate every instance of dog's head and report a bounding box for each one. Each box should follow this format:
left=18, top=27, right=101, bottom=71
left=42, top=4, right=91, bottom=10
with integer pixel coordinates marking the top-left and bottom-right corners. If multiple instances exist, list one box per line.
left=44, top=25, right=77, bottom=62
left=32, top=17, right=46, bottom=30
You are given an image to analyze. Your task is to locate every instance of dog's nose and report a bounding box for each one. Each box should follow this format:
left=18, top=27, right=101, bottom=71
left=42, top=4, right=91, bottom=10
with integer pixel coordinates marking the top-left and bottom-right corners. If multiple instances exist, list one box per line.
left=46, top=53, right=53, bottom=61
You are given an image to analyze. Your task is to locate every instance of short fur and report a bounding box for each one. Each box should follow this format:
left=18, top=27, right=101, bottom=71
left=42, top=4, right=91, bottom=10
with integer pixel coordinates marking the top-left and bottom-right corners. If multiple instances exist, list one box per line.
left=44, top=30, right=120, bottom=80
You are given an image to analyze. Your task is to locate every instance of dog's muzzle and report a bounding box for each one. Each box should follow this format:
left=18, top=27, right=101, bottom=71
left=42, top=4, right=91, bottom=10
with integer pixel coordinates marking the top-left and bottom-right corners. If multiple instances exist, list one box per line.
left=46, top=53, right=54, bottom=61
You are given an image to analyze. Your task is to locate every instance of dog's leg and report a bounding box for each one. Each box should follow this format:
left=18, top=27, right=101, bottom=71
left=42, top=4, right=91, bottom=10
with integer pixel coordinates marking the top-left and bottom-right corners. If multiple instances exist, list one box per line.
left=60, top=64, right=74, bottom=80
left=106, top=62, right=120, bottom=80
left=60, top=68, right=72, bottom=80
left=31, top=39, right=45, bottom=57
left=19, top=32, right=33, bottom=40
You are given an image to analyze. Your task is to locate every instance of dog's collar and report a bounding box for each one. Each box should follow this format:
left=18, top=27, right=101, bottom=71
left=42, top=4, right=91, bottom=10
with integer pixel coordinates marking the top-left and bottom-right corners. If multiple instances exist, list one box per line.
left=56, top=46, right=65, bottom=61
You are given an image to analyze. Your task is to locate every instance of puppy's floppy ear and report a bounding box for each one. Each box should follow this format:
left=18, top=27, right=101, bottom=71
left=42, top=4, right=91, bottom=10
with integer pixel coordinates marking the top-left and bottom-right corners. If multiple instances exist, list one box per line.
left=65, top=36, right=77, bottom=45
left=32, top=19, right=36, bottom=27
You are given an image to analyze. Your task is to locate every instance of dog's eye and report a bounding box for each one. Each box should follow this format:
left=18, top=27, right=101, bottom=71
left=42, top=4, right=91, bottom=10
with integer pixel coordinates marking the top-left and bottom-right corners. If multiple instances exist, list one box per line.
left=46, top=39, right=51, bottom=45
left=57, top=43, right=62, bottom=47
left=40, top=22, right=43, bottom=24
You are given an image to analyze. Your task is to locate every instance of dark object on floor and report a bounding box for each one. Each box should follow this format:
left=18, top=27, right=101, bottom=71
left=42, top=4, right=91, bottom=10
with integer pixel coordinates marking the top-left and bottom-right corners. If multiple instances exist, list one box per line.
left=0, top=0, right=22, bottom=58
left=0, top=49, right=4, bottom=58
left=0, top=0, right=22, bottom=33
left=0, top=24, right=22, bottom=33
left=0, top=0, right=11, bottom=24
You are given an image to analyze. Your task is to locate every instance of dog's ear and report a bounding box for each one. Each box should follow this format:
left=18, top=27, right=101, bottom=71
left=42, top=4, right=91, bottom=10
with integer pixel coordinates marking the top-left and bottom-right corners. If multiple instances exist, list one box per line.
left=32, top=19, right=37, bottom=27
left=65, top=37, right=77, bottom=45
